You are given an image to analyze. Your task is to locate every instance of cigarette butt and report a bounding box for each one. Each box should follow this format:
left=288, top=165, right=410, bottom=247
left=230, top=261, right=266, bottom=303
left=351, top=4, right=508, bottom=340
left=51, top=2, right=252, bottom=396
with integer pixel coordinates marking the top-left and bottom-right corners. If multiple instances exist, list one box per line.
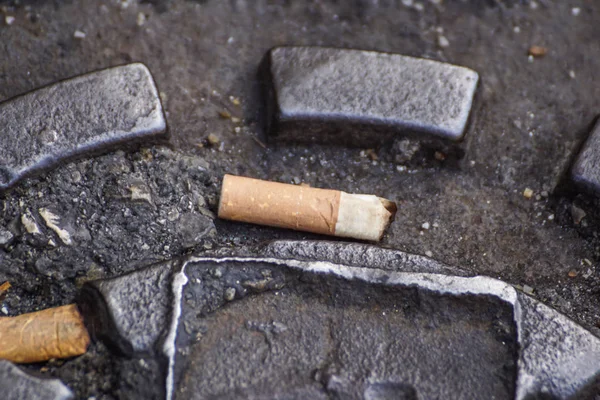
left=218, top=174, right=397, bottom=241
left=0, top=304, right=90, bottom=364
left=0, top=281, right=10, bottom=294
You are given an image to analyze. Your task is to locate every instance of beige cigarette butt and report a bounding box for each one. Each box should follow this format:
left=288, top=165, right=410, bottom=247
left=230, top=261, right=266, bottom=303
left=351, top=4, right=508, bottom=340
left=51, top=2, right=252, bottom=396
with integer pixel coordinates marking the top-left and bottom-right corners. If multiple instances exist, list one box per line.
left=0, top=304, right=90, bottom=364
left=218, top=174, right=397, bottom=241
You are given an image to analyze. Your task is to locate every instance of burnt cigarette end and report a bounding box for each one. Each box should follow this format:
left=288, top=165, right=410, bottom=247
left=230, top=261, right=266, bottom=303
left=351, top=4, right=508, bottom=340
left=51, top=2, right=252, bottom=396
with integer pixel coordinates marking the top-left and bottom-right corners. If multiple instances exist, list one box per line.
left=0, top=304, right=90, bottom=364
left=218, top=174, right=396, bottom=241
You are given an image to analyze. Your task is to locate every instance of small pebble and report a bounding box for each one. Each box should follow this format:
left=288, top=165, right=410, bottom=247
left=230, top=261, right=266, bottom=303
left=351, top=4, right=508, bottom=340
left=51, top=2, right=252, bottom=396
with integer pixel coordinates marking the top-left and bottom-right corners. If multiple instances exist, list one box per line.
left=207, top=134, right=220, bottom=146
left=523, top=285, right=534, bottom=295
left=421, top=222, right=430, bottom=230
left=5, top=15, right=15, bottom=25
left=513, top=26, right=521, bottom=33
left=568, top=270, right=578, bottom=278
left=136, top=12, right=146, bottom=27
left=229, top=96, right=241, bottom=106
left=528, top=46, right=547, bottom=57
left=365, top=149, right=378, bottom=161
left=224, top=287, right=236, bottom=301
left=74, top=30, right=86, bottom=39
left=571, top=7, right=581, bottom=16
left=438, top=35, right=450, bottom=48
left=569, top=70, right=576, bottom=79
left=571, top=204, right=586, bottom=225
left=218, top=110, right=231, bottom=119
left=523, top=188, right=534, bottom=199
left=425, top=250, right=433, bottom=257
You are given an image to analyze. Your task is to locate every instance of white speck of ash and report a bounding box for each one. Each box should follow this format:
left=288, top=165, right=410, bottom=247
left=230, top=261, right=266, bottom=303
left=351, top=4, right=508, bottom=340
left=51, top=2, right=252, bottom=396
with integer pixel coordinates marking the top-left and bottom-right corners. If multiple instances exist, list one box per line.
left=137, top=13, right=146, bottom=27
left=74, top=30, right=86, bottom=39
left=39, top=208, right=73, bottom=245
left=21, top=212, right=41, bottom=235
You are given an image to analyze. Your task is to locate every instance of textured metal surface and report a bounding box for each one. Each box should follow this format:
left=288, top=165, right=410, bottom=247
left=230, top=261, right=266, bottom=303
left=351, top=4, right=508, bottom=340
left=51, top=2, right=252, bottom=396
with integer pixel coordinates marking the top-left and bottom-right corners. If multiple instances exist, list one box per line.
left=79, top=241, right=600, bottom=400
left=262, top=46, right=479, bottom=146
left=571, top=119, right=600, bottom=196
left=79, top=258, right=179, bottom=355
left=0, top=63, right=167, bottom=191
left=0, top=360, right=73, bottom=400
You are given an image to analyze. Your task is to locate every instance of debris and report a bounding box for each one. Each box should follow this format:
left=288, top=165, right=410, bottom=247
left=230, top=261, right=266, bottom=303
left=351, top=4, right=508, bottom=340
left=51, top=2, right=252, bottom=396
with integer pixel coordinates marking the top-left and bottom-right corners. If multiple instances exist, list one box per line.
left=522, top=285, right=534, bottom=295
left=21, top=212, right=41, bottom=235
left=229, top=96, right=241, bottom=106
left=73, top=30, right=86, bottom=39
left=438, top=35, right=450, bottom=48
left=0, top=304, right=90, bottom=363
left=128, top=182, right=153, bottom=205
left=523, top=188, right=534, bottom=199
left=262, top=46, right=479, bottom=145
left=571, top=7, right=581, bottom=16
left=571, top=204, right=586, bottom=225
left=5, top=15, right=15, bottom=25
left=0, top=227, right=14, bottom=248
left=224, top=287, right=236, bottom=301
left=365, top=149, right=378, bottom=161
left=425, top=250, right=433, bottom=257
left=207, top=134, right=220, bottom=146
left=422, top=222, right=430, bottom=230
left=528, top=46, right=547, bottom=57
left=568, top=270, right=578, bottom=278
left=434, top=151, right=446, bottom=161
left=218, top=174, right=397, bottom=241
left=569, top=70, right=576, bottom=79
left=136, top=12, right=146, bottom=26
left=251, top=135, right=267, bottom=149
left=218, top=110, right=231, bottom=119
left=39, top=208, right=72, bottom=245
left=0, top=281, right=10, bottom=301
left=0, top=63, right=167, bottom=191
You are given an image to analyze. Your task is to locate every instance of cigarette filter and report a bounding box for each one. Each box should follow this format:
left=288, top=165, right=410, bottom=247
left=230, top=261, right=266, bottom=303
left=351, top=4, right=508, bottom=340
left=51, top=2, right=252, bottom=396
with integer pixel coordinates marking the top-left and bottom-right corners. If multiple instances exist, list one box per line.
left=0, top=304, right=90, bottom=364
left=218, top=174, right=397, bottom=241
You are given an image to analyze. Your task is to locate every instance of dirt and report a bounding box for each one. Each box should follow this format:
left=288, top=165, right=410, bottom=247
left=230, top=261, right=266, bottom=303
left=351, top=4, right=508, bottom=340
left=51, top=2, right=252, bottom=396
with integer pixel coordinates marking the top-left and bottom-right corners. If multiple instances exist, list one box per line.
left=1, top=0, right=600, bottom=398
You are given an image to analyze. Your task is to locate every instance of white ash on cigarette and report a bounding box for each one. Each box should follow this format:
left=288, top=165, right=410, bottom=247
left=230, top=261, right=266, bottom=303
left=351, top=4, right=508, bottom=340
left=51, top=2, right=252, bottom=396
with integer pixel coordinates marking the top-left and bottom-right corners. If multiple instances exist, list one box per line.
left=218, top=174, right=396, bottom=241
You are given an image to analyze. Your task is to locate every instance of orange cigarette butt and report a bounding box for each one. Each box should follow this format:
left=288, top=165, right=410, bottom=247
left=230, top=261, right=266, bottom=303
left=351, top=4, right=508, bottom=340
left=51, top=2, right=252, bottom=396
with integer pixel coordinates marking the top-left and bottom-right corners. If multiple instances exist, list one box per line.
left=0, top=282, right=10, bottom=299
left=0, top=304, right=90, bottom=364
left=218, top=174, right=396, bottom=241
